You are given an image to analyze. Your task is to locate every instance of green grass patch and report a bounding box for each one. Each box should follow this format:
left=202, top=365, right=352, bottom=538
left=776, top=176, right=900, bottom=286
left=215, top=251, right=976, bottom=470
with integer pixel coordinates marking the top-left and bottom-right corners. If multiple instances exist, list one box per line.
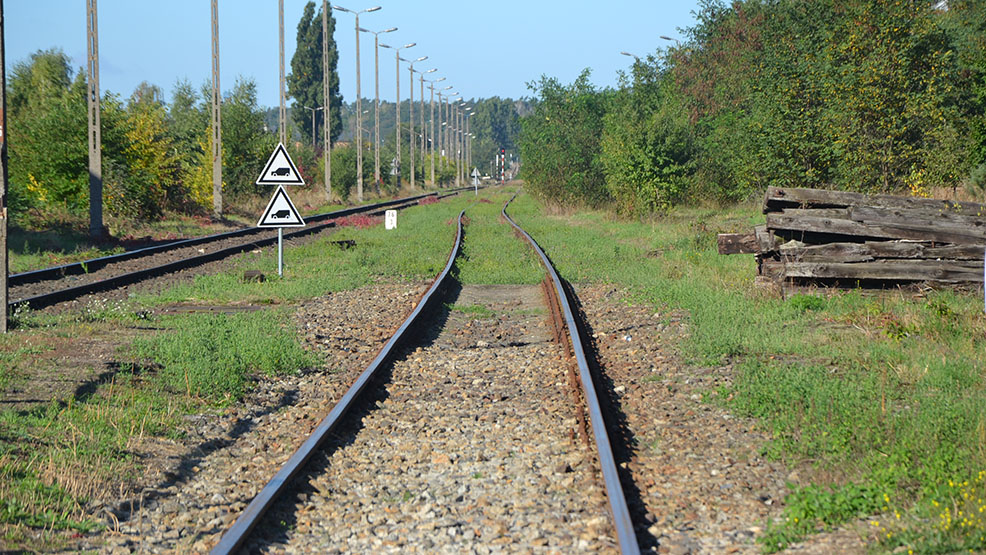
left=448, top=304, right=497, bottom=318
left=0, top=373, right=196, bottom=539
left=506, top=191, right=986, bottom=552
left=455, top=194, right=544, bottom=285
left=131, top=310, right=318, bottom=404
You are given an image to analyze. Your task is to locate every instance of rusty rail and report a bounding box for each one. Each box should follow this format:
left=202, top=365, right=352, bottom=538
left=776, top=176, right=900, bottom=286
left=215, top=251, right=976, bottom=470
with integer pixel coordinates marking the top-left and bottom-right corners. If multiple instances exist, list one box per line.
left=502, top=192, right=640, bottom=555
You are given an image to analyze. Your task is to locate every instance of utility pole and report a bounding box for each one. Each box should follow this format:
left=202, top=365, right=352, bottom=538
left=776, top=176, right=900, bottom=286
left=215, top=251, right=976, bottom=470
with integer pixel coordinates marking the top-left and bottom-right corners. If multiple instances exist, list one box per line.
left=278, top=0, right=286, bottom=145
left=419, top=74, right=425, bottom=174
left=429, top=82, right=435, bottom=185
left=359, top=27, right=395, bottom=189
left=334, top=6, right=382, bottom=202
left=0, top=0, right=8, bottom=333
left=86, top=0, right=102, bottom=241
left=211, top=0, right=222, bottom=219
left=381, top=42, right=414, bottom=189
left=322, top=0, right=331, bottom=201
left=408, top=63, right=414, bottom=188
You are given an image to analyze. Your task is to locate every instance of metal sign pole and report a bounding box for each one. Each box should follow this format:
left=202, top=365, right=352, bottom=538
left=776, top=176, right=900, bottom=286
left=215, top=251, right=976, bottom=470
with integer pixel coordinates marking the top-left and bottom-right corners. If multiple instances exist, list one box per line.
left=278, top=228, right=284, bottom=276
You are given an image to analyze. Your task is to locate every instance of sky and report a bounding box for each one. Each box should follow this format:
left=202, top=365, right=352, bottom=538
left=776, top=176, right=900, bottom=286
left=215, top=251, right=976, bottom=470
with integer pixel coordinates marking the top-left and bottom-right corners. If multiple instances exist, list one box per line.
left=6, top=1, right=702, bottom=108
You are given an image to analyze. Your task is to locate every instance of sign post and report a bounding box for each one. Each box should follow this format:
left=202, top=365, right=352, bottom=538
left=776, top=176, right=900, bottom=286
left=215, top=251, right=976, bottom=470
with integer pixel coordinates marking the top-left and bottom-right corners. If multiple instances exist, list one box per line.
left=256, top=143, right=305, bottom=276
left=471, top=167, right=480, bottom=195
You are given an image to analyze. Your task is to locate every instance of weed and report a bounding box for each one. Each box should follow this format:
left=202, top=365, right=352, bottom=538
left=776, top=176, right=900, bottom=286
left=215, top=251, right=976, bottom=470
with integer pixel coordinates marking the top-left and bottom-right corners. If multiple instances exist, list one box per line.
left=449, top=304, right=496, bottom=319
left=131, top=310, right=318, bottom=404
left=788, top=293, right=825, bottom=313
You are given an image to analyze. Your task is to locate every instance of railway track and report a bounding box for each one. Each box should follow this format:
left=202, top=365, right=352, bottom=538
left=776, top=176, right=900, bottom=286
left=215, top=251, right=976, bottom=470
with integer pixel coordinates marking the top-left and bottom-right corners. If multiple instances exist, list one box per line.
left=209, top=195, right=641, bottom=553
left=8, top=189, right=467, bottom=312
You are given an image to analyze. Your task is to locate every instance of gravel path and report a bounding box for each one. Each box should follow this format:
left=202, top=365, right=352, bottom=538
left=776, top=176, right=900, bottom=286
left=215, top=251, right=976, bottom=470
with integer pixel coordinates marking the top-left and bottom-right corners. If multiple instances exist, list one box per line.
left=248, top=284, right=618, bottom=553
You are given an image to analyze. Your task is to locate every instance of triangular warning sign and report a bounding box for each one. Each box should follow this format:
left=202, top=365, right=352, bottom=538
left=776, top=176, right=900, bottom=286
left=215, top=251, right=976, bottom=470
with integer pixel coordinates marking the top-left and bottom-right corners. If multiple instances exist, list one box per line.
left=257, top=186, right=305, bottom=227
left=256, top=142, right=305, bottom=186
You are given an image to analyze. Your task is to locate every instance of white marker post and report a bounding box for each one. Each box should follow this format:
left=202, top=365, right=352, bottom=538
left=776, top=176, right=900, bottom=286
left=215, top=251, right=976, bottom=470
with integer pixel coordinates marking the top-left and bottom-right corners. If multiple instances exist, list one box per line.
left=256, top=143, right=306, bottom=277
left=385, top=210, right=397, bottom=230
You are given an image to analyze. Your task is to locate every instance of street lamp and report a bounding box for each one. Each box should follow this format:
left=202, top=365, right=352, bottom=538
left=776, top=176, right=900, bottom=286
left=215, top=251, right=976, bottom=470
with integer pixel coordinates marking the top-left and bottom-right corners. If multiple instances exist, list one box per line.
left=620, top=51, right=640, bottom=61
left=424, top=76, right=445, bottom=185
left=359, top=25, right=397, bottom=188
left=303, top=105, right=324, bottom=148
left=402, top=55, right=427, bottom=188
left=447, top=92, right=460, bottom=185
left=440, top=85, right=452, bottom=168
left=419, top=68, right=436, bottom=174
left=332, top=4, right=381, bottom=202
left=380, top=42, right=414, bottom=187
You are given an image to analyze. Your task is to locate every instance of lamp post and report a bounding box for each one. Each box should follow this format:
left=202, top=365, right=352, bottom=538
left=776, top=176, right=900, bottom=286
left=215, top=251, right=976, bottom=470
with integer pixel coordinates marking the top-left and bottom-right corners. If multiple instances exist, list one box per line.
left=321, top=0, right=332, bottom=201
left=359, top=25, right=396, bottom=188
left=332, top=4, right=381, bottom=202
left=440, top=85, right=452, bottom=169
left=303, top=105, right=323, bottom=148
left=402, top=55, right=427, bottom=188
left=447, top=92, right=459, bottom=185
left=418, top=68, right=435, bottom=177
left=465, top=109, right=474, bottom=172
left=380, top=42, right=414, bottom=188
left=425, top=76, right=444, bottom=185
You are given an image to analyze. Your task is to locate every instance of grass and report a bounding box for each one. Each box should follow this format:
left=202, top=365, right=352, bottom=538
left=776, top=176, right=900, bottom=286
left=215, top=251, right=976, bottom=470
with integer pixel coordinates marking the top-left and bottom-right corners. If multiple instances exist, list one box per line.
left=131, top=310, right=319, bottom=404
left=506, top=191, right=986, bottom=552
left=0, top=373, right=196, bottom=544
left=0, top=189, right=485, bottom=546
left=6, top=186, right=984, bottom=552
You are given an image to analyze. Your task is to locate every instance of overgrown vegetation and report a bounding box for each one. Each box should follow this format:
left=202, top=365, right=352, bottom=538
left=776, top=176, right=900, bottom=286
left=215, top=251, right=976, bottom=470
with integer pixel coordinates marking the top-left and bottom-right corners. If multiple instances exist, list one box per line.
left=507, top=192, right=986, bottom=552
left=520, top=0, right=986, bottom=214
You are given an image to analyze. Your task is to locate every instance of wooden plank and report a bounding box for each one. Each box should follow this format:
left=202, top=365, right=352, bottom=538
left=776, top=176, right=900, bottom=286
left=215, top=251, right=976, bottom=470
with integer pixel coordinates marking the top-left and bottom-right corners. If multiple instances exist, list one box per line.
left=767, top=212, right=986, bottom=245
left=851, top=205, right=986, bottom=231
left=764, top=186, right=986, bottom=215
left=778, top=241, right=986, bottom=262
left=782, top=260, right=984, bottom=282
left=754, top=224, right=775, bottom=253
left=717, top=233, right=758, bottom=255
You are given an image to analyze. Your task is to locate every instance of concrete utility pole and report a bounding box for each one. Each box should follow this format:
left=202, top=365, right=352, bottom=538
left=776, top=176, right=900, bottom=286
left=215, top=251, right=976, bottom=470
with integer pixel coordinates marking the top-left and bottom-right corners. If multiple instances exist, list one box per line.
left=1, top=0, right=8, bottom=333
left=380, top=42, right=414, bottom=189
left=403, top=56, right=426, bottom=188
left=322, top=0, right=331, bottom=201
left=211, top=0, right=222, bottom=219
left=278, top=0, right=286, bottom=145
left=86, top=0, right=102, bottom=240
left=358, top=26, right=396, bottom=188
left=334, top=5, right=381, bottom=202
left=425, top=76, right=444, bottom=186
left=418, top=69, right=435, bottom=181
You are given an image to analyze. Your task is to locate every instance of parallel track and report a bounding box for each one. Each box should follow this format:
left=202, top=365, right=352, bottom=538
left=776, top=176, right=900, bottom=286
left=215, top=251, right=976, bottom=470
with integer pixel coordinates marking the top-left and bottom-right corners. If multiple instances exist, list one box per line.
left=211, top=194, right=641, bottom=554
left=8, top=189, right=468, bottom=311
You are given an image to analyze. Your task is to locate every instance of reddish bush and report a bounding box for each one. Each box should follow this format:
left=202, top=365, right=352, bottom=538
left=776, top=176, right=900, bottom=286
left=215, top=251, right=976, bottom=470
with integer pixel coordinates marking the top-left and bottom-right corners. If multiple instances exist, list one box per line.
left=418, top=195, right=439, bottom=205
left=334, top=214, right=377, bottom=229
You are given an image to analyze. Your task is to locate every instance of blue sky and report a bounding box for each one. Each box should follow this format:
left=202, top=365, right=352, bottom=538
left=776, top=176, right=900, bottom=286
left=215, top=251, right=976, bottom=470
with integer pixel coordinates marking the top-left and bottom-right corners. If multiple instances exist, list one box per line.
left=6, top=1, right=702, bottom=107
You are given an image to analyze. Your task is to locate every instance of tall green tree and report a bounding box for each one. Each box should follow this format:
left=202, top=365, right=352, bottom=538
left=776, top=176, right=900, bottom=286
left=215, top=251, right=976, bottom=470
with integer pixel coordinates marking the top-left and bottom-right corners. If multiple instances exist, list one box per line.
left=287, top=1, right=342, bottom=147
left=519, top=71, right=610, bottom=206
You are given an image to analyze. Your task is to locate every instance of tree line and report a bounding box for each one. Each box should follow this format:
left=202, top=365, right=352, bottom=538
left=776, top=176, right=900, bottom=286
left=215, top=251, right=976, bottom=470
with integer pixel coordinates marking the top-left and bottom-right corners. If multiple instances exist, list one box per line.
left=7, top=0, right=524, bottom=229
left=519, top=0, right=986, bottom=216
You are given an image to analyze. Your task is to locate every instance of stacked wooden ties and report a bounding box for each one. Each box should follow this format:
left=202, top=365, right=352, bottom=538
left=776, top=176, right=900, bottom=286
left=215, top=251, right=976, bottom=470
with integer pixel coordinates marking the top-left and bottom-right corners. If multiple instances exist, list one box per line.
left=718, top=186, right=986, bottom=288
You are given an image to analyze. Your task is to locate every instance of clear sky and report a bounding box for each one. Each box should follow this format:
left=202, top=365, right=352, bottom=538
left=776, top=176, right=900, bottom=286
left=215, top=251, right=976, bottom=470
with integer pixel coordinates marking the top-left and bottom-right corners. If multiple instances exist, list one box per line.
left=6, top=1, right=702, bottom=107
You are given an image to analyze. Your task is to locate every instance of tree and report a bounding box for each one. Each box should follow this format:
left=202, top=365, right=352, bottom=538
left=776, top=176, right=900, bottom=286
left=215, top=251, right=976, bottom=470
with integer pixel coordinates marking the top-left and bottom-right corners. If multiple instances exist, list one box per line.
left=519, top=71, right=610, bottom=207
left=287, top=1, right=342, bottom=147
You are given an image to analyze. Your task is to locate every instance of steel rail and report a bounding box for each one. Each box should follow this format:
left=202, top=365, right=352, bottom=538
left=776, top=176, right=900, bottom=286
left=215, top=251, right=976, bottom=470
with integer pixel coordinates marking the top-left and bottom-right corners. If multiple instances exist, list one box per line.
left=8, top=190, right=468, bottom=311
left=11, top=189, right=466, bottom=287
left=210, top=209, right=467, bottom=555
left=501, top=192, right=640, bottom=554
